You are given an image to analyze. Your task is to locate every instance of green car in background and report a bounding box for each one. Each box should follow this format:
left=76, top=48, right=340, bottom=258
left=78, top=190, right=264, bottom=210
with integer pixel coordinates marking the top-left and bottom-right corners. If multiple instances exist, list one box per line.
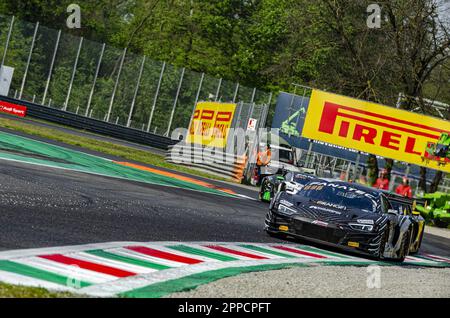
left=415, top=192, right=450, bottom=228
left=258, top=170, right=317, bottom=202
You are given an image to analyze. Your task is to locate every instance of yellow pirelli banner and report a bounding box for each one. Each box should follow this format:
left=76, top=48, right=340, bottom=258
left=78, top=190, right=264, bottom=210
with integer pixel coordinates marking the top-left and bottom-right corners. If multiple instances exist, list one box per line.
left=187, top=101, right=237, bottom=148
left=302, top=90, right=450, bottom=173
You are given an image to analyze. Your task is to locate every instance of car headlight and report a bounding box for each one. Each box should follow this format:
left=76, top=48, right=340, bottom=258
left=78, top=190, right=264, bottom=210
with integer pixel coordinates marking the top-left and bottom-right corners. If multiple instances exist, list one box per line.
left=349, top=223, right=373, bottom=232
left=278, top=204, right=297, bottom=216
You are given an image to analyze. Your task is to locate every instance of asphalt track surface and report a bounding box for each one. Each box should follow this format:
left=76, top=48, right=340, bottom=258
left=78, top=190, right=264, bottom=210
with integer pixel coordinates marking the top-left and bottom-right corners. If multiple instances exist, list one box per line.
left=0, top=128, right=448, bottom=259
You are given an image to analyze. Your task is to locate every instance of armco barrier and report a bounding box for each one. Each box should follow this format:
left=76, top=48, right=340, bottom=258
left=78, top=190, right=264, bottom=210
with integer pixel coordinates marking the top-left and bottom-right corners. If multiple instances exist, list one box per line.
left=166, top=143, right=247, bottom=182
left=0, top=95, right=177, bottom=150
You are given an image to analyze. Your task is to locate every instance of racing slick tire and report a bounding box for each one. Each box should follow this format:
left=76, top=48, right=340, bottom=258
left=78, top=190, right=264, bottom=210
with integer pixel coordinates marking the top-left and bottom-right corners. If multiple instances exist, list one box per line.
left=392, top=228, right=413, bottom=263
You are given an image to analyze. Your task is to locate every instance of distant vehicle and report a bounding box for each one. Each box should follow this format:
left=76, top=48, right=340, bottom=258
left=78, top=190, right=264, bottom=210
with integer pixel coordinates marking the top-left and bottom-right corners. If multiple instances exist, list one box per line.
left=415, top=192, right=450, bottom=228
left=259, top=170, right=317, bottom=202
left=265, top=180, right=419, bottom=262
left=258, top=143, right=301, bottom=177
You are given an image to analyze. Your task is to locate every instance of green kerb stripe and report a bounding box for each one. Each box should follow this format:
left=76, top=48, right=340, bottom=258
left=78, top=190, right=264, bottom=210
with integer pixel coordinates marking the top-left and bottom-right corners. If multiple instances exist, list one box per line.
left=239, top=245, right=296, bottom=258
left=85, top=249, right=171, bottom=270
left=0, top=260, right=91, bottom=288
left=296, top=245, right=351, bottom=259
left=167, top=245, right=238, bottom=262
left=120, top=262, right=310, bottom=298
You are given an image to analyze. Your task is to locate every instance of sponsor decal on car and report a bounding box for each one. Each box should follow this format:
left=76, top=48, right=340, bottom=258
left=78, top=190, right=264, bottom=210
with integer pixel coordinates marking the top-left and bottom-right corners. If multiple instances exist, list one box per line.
left=305, top=181, right=377, bottom=201
left=309, top=205, right=342, bottom=215
left=315, top=200, right=347, bottom=210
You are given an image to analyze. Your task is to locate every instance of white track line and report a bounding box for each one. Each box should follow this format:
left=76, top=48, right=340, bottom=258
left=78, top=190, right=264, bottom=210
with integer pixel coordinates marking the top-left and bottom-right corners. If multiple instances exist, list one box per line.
left=210, top=244, right=288, bottom=260
left=173, top=243, right=256, bottom=261
left=0, top=242, right=142, bottom=259
left=111, top=248, right=189, bottom=268
left=68, top=252, right=159, bottom=274
left=138, top=244, right=243, bottom=263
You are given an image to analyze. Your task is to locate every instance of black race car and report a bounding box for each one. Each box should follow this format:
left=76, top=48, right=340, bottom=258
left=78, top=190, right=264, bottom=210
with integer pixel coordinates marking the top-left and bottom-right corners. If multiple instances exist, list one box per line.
left=265, top=180, right=418, bottom=262
left=258, top=171, right=317, bottom=202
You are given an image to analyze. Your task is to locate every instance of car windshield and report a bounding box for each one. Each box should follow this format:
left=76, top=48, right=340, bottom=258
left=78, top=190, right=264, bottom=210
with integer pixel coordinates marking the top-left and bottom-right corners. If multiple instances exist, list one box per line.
left=389, top=200, right=410, bottom=214
left=298, top=183, right=378, bottom=213
left=293, top=174, right=314, bottom=185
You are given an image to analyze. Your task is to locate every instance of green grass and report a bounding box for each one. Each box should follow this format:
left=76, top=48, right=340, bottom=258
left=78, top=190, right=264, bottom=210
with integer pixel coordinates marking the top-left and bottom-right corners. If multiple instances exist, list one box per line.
left=0, top=282, right=84, bottom=298
left=0, top=117, right=231, bottom=182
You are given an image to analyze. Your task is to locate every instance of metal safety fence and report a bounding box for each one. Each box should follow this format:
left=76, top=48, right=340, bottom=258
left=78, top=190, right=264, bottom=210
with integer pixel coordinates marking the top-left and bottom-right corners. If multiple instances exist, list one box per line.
left=0, top=15, right=272, bottom=139
left=297, top=149, right=449, bottom=195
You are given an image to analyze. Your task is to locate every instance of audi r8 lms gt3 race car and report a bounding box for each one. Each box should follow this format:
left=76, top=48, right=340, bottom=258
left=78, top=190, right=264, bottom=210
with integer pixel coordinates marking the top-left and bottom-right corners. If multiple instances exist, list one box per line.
left=382, top=191, right=426, bottom=254
left=265, top=180, right=419, bottom=262
left=258, top=171, right=317, bottom=202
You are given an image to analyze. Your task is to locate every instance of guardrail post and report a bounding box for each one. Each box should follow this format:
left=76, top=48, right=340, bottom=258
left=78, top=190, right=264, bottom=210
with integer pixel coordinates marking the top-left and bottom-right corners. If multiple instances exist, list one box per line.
left=19, top=21, right=39, bottom=100
left=259, top=100, right=270, bottom=128
left=305, top=139, right=313, bottom=168
left=1, top=16, right=14, bottom=71
left=127, top=55, right=146, bottom=127
left=232, top=83, right=239, bottom=103
left=287, top=86, right=298, bottom=120
left=63, top=36, right=83, bottom=111
left=267, top=91, right=273, bottom=107
left=248, top=101, right=255, bottom=124
left=42, top=29, right=61, bottom=105
left=294, top=87, right=308, bottom=129
left=352, top=151, right=361, bottom=181
left=235, top=101, right=244, bottom=129
left=250, top=87, right=257, bottom=104
left=405, top=164, right=410, bottom=179
left=189, top=72, right=204, bottom=123
left=345, top=160, right=352, bottom=182
left=106, top=47, right=127, bottom=122
left=166, top=67, right=185, bottom=136
left=85, top=43, right=105, bottom=116
left=215, top=78, right=222, bottom=102
left=147, top=61, right=166, bottom=132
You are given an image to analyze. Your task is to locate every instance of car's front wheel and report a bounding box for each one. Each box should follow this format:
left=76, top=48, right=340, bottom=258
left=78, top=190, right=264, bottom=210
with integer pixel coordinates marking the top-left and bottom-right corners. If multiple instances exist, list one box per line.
left=393, top=228, right=412, bottom=262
